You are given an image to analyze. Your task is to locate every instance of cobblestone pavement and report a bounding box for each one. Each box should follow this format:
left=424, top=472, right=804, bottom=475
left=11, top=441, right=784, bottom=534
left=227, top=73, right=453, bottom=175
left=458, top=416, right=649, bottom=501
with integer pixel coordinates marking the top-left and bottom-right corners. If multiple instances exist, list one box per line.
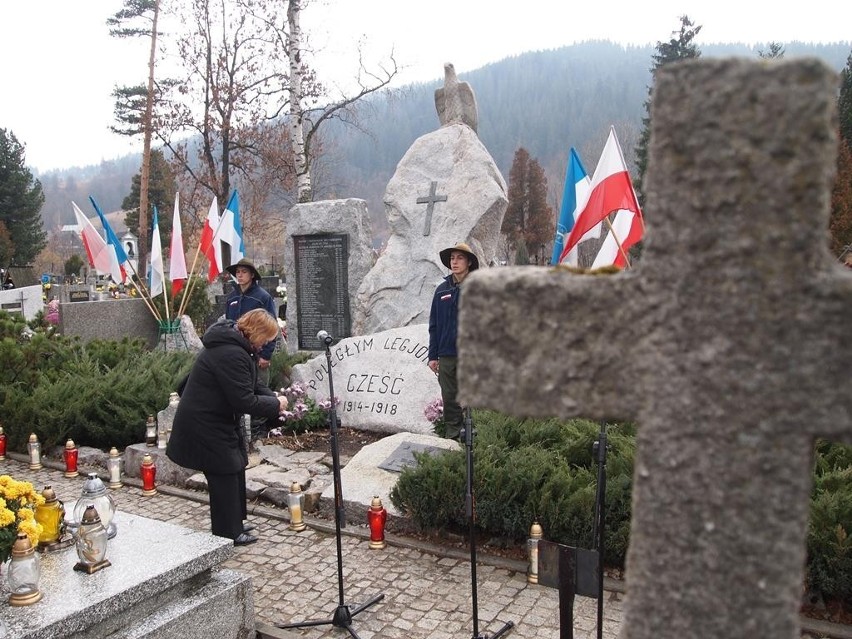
left=4, top=457, right=624, bottom=639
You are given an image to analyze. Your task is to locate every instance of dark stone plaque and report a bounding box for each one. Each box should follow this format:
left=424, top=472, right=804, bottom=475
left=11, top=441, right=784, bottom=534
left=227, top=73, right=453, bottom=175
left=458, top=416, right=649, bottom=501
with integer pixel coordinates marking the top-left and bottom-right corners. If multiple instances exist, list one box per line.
left=294, top=234, right=351, bottom=350
left=68, top=290, right=90, bottom=302
left=378, top=442, right=448, bottom=473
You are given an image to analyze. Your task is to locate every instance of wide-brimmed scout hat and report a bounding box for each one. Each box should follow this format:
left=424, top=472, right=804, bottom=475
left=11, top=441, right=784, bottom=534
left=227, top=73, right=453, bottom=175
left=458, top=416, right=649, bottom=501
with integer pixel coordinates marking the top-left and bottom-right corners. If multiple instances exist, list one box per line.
left=226, top=258, right=261, bottom=282
left=439, top=242, right=480, bottom=271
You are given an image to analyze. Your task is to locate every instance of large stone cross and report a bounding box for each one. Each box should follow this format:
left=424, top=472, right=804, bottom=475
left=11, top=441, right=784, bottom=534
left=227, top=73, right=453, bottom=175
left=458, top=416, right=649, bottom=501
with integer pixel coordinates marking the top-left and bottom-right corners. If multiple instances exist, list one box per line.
left=416, top=180, right=448, bottom=236
left=459, top=59, right=852, bottom=639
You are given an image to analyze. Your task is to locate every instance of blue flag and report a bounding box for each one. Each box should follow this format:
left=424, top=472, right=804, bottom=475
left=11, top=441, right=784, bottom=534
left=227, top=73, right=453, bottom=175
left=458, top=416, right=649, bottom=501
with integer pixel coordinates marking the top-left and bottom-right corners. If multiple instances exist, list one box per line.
left=89, top=196, right=129, bottom=265
left=551, top=148, right=589, bottom=265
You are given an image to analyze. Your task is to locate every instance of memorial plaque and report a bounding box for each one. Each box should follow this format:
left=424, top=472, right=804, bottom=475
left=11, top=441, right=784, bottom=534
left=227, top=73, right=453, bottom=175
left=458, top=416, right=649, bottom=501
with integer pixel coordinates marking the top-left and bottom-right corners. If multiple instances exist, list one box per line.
left=68, top=290, right=90, bottom=302
left=377, top=441, right=449, bottom=473
left=294, top=233, right=351, bottom=350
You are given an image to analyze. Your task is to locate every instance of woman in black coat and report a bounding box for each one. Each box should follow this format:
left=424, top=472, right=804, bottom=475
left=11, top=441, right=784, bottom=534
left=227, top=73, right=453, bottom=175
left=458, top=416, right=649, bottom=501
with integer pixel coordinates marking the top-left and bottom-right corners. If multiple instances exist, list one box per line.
left=167, top=309, right=287, bottom=545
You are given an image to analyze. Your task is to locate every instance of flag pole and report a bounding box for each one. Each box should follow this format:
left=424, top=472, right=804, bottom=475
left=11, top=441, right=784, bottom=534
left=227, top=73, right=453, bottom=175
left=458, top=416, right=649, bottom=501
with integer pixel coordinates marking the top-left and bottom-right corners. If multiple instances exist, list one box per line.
left=177, top=198, right=232, bottom=318
left=602, top=214, right=632, bottom=269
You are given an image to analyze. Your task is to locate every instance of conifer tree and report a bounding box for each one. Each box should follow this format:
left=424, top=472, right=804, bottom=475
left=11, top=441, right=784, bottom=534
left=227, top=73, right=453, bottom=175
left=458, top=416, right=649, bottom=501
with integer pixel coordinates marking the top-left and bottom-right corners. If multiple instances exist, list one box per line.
left=122, top=150, right=178, bottom=247
left=839, top=52, right=852, bottom=152
left=501, top=147, right=554, bottom=262
left=634, top=16, right=702, bottom=205
left=0, top=129, right=46, bottom=266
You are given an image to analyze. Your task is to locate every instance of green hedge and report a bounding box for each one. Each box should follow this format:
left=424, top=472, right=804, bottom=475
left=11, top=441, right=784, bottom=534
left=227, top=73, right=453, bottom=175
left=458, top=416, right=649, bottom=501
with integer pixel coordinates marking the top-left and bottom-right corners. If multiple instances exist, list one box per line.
left=0, top=311, right=194, bottom=451
left=391, top=410, right=851, bottom=604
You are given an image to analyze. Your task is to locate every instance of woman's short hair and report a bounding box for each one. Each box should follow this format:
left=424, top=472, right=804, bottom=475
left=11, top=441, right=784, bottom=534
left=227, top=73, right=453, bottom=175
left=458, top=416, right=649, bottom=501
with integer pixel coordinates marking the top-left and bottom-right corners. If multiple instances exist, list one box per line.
left=236, top=309, right=279, bottom=344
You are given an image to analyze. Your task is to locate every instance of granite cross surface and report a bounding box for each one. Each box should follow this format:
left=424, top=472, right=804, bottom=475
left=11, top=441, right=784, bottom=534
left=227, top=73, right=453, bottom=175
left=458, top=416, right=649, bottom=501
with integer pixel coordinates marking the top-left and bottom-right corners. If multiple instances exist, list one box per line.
left=416, top=180, right=448, bottom=236
left=458, top=59, right=852, bottom=639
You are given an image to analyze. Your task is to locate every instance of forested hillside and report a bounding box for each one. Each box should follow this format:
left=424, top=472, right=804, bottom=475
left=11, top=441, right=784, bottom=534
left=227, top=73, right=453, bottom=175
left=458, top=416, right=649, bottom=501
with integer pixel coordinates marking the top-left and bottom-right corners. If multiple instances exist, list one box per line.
left=35, top=40, right=851, bottom=243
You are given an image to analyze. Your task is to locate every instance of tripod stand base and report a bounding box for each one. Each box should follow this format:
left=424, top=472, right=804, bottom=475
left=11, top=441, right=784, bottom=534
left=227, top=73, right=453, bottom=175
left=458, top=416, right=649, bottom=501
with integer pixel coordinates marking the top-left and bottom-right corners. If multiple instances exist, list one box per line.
left=276, top=593, right=385, bottom=639
left=472, top=619, right=515, bottom=639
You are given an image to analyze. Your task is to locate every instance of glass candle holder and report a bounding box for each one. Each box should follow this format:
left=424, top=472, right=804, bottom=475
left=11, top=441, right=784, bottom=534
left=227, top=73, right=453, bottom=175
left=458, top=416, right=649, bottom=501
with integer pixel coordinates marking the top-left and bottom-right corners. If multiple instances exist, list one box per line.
left=0, top=425, right=7, bottom=460
left=527, top=521, right=543, bottom=584
left=73, top=473, right=117, bottom=539
left=73, top=505, right=111, bottom=574
left=141, top=453, right=157, bottom=496
left=27, top=433, right=42, bottom=470
left=35, top=485, right=64, bottom=546
left=7, top=533, right=43, bottom=606
left=368, top=495, right=388, bottom=550
left=63, top=439, right=79, bottom=478
left=287, top=482, right=306, bottom=532
left=107, top=447, right=123, bottom=489
left=145, top=415, right=157, bottom=447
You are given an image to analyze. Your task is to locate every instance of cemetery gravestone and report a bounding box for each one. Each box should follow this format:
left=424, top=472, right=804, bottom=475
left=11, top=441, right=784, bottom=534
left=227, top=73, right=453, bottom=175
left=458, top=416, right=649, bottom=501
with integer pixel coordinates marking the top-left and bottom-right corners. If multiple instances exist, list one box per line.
left=458, top=58, right=852, bottom=639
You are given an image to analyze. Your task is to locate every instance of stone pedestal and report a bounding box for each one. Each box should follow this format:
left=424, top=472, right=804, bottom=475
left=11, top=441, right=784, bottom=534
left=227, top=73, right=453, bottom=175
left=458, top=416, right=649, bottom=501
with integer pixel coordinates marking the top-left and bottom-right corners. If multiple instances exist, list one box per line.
left=123, top=444, right=196, bottom=488
left=0, top=510, right=254, bottom=638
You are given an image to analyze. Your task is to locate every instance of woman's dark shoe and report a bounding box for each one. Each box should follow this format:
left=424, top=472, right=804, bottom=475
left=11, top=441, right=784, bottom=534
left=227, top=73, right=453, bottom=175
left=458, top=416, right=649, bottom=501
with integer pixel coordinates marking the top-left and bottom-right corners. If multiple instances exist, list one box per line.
left=234, top=533, right=258, bottom=546
left=242, top=522, right=256, bottom=533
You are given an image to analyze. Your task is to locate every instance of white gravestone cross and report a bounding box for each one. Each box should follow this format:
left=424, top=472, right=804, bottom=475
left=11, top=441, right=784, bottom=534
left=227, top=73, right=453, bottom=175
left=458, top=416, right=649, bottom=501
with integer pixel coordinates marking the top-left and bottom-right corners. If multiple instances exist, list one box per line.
left=459, top=59, right=852, bottom=639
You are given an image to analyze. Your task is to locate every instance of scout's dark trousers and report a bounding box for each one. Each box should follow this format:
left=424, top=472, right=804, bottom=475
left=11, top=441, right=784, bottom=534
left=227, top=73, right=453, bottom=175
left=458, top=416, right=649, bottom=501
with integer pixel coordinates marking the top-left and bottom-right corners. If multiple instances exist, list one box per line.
left=438, top=356, right=463, bottom=440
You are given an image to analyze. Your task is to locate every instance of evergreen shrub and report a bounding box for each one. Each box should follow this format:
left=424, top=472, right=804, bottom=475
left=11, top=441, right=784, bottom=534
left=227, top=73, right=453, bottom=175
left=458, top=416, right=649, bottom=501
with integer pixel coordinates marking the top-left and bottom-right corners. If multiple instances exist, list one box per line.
left=0, top=311, right=194, bottom=452
left=390, top=411, right=635, bottom=566
left=807, top=439, right=852, bottom=605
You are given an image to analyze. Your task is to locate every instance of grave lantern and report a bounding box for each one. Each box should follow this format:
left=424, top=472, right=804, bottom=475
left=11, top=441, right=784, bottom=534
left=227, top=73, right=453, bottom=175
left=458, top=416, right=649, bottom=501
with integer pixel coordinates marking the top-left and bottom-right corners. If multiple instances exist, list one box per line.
left=287, top=482, right=306, bottom=532
left=107, top=447, right=123, bottom=489
left=7, top=532, right=43, bottom=606
left=527, top=521, right=543, bottom=584
left=141, top=453, right=157, bottom=496
left=73, top=473, right=117, bottom=539
left=73, top=504, right=111, bottom=574
left=34, top=485, right=65, bottom=548
left=145, top=415, right=157, bottom=447
left=0, top=425, right=7, bottom=460
left=27, top=433, right=42, bottom=470
left=63, top=439, right=79, bottom=478
left=367, top=495, right=387, bottom=550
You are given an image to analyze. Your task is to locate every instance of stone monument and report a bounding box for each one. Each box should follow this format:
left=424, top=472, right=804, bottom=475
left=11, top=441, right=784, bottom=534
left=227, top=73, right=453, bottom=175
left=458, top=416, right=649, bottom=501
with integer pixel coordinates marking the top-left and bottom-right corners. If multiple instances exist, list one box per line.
left=458, top=58, right=851, bottom=639
left=353, top=63, right=507, bottom=334
left=284, top=198, right=373, bottom=352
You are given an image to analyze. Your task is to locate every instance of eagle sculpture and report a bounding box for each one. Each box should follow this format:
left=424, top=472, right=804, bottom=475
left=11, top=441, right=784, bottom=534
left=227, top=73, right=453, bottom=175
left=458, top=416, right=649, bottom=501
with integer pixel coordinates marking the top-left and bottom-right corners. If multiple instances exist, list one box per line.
left=434, top=62, right=478, bottom=134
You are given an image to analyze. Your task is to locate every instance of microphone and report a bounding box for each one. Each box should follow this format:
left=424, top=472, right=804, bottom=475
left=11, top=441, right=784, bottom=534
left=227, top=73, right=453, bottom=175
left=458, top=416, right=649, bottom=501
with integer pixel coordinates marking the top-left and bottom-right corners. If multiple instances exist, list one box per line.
left=317, top=330, right=333, bottom=346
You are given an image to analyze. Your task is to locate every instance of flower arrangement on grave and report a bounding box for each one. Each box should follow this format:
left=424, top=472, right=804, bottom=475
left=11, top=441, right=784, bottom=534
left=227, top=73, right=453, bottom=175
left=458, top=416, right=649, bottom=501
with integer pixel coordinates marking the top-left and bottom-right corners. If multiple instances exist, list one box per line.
left=424, top=397, right=446, bottom=437
left=269, top=383, right=337, bottom=435
left=0, top=475, right=44, bottom=565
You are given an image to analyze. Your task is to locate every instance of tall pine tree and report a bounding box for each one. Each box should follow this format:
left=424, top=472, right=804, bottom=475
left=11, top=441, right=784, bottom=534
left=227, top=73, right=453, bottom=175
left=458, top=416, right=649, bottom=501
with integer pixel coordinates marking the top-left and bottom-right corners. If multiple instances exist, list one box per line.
left=122, top=149, right=177, bottom=247
left=634, top=16, right=702, bottom=206
left=0, top=129, right=46, bottom=266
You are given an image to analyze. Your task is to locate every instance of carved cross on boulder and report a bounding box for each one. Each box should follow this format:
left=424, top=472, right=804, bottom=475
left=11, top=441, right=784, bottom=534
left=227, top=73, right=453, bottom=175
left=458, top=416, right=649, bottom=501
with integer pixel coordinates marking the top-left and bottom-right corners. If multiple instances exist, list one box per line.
left=416, top=181, right=448, bottom=236
left=459, top=59, right=852, bottom=639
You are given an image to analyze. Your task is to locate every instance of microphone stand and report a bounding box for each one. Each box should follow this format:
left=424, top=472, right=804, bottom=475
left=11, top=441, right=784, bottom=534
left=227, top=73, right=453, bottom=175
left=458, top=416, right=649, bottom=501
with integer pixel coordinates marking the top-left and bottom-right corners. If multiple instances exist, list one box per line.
left=463, top=407, right=514, bottom=639
left=276, top=331, right=385, bottom=639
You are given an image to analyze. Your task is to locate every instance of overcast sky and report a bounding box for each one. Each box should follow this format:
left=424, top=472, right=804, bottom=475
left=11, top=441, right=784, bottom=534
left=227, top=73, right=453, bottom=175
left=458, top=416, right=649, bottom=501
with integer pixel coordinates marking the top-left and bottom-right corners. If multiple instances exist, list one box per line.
left=2, top=0, right=850, bottom=172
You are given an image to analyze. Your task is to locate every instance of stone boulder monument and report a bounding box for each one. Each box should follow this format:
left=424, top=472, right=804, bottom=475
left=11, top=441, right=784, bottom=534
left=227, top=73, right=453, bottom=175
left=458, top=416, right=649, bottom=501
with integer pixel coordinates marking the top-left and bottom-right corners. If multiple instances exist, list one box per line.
left=353, top=64, right=507, bottom=334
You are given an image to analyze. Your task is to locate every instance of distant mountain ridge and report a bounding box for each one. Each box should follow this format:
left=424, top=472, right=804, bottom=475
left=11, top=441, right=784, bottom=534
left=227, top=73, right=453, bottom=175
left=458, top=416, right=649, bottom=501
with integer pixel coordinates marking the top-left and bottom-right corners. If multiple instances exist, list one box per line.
left=36, top=40, right=851, bottom=244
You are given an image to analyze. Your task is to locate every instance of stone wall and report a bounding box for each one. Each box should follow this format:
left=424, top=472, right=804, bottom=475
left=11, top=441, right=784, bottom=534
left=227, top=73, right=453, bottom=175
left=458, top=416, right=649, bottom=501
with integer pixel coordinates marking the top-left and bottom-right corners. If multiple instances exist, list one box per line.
left=60, top=298, right=160, bottom=348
